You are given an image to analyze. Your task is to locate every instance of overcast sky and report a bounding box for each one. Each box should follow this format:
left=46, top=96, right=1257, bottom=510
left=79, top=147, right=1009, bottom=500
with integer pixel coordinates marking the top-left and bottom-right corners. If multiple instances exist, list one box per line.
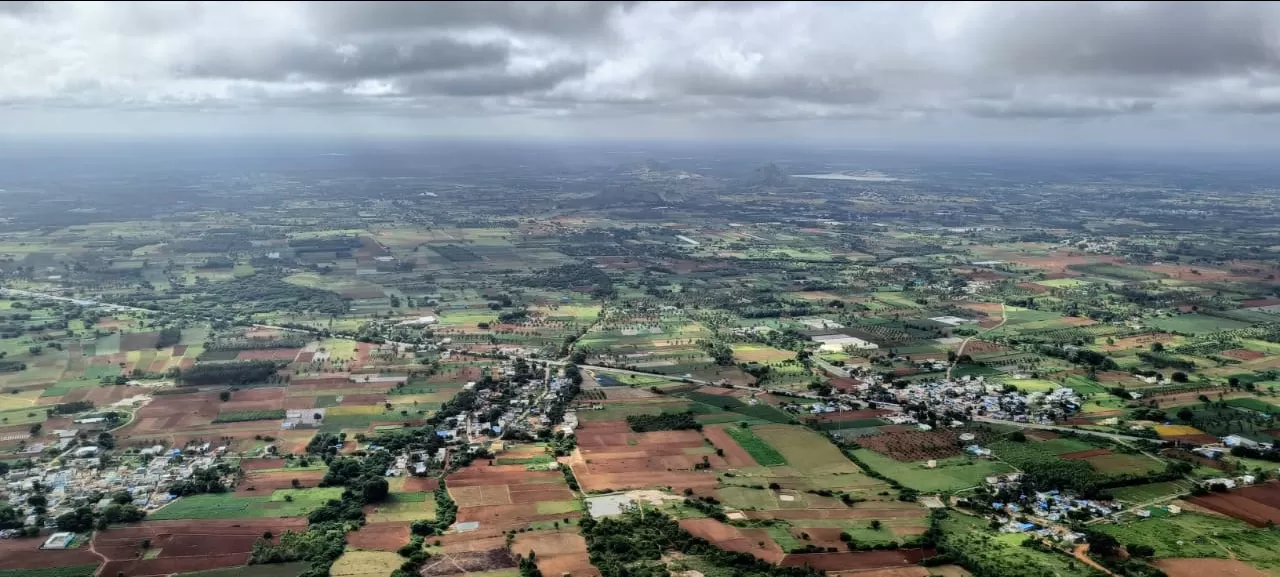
left=4, top=1, right=1280, bottom=146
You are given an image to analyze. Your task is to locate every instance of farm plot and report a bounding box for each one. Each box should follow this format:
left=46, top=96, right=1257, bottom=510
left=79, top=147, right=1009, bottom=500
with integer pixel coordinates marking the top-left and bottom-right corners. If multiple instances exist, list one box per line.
left=723, top=425, right=787, bottom=466
left=853, top=450, right=1014, bottom=492
left=856, top=430, right=964, bottom=461
left=92, top=518, right=308, bottom=577
left=510, top=531, right=600, bottom=577
left=331, top=550, right=402, bottom=577
left=1188, top=483, right=1280, bottom=527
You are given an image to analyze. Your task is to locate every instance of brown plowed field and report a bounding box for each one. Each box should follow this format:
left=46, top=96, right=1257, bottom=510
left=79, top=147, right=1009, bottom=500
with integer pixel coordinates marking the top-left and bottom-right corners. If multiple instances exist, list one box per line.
left=93, top=518, right=308, bottom=577
left=1060, top=448, right=1113, bottom=460
left=421, top=548, right=516, bottom=576
left=509, top=487, right=576, bottom=504
left=0, top=537, right=101, bottom=570
left=858, top=430, right=962, bottom=461
left=402, top=476, right=440, bottom=491
left=230, top=388, right=286, bottom=402
left=703, top=425, right=759, bottom=467
left=346, top=521, right=410, bottom=551
left=236, top=469, right=326, bottom=493
left=1222, top=349, right=1266, bottom=361
left=680, top=518, right=785, bottom=564
left=1189, top=483, right=1280, bottom=527
left=778, top=548, right=935, bottom=571
left=1155, top=558, right=1268, bottom=577
left=512, top=531, right=600, bottom=577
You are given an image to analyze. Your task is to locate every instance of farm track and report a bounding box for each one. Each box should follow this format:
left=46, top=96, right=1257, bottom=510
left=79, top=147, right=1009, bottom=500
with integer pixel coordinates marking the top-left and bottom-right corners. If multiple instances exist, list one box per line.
left=947, top=303, right=1006, bottom=380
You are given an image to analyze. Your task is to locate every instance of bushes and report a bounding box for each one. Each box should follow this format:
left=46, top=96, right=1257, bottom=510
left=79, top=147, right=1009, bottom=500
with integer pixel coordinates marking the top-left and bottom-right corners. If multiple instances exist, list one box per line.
left=213, top=409, right=286, bottom=423
left=177, top=360, right=284, bottom=386
left=626, top=411, right=702, bottom=432
left=410, top=480, right=457, bottom=536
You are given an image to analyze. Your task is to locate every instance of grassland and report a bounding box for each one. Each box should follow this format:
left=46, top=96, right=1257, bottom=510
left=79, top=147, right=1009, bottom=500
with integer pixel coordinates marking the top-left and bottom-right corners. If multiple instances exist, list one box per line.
left=853, top=449, right=1015, bottom=492
left=149, top=487, right=343, bottom=520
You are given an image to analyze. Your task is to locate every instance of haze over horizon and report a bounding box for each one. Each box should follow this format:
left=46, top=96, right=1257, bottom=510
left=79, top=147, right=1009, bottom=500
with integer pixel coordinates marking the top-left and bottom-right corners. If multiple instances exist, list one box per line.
left=4, top=1, right=1280, bottom=148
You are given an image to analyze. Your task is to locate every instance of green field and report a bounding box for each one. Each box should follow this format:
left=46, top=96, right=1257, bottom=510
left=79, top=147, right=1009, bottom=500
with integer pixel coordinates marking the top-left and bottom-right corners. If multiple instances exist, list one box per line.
left=853, top=449, right=1014, bottom=492
left=683, top=391, right=794, bottom=424
left=1098, top=512, right=1280, bottom=568
left=723, top=425, right=787, bottom=466
left=1225, top=397, right=1280, bottom=414
left=1110, top=480, right=1194, bottom=505
left=149, top=487, right=343, bottom=520
left=1146, top=314, right=1252, bottom=335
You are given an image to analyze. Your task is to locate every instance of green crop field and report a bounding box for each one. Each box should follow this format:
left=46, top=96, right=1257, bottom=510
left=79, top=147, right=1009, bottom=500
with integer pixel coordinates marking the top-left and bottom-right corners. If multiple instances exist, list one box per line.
left=177, top=564, right=311, bottom=577
left=853, top=449, right=1014, bottom=492
left=1147, top=314, right=1252, bottom=335
left=149, top=487, right=343, bottom=520
left=1110, top=480, right=1194, bottom=504
left=723, top=425, right=787, bottom=466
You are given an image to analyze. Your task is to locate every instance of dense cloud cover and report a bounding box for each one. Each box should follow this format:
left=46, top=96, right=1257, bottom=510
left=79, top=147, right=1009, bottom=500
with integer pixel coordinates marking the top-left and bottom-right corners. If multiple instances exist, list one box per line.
left=3, top=1, right=1280, bottom=141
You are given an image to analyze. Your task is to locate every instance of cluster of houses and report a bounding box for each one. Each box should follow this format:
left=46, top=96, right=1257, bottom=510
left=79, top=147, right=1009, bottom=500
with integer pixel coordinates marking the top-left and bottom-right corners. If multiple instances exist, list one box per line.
left=1, top=444, right=229, bottom=536
left=884, top=376, right=1083, bottom=424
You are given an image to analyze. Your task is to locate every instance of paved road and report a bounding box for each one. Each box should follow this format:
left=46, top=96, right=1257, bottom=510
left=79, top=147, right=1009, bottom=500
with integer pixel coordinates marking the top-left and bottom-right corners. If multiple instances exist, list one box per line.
left=972, top=416, right=1166, bottom=444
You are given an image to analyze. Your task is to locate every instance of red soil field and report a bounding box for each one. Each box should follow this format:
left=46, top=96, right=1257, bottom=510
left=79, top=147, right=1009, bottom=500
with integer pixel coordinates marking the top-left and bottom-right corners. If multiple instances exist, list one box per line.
left=346, top=521, right=411, bottom=551
left=94, top=518, right=308, bottom=577
left=508, top=487, right=576, bottom=504
left=1155, top=558, right=1268, bottom=577
left=0, top=537, right=101, bottom=570
left=296, top=351, right=315, bottom=363
left=1016, top=282, right=1052, bottom=294
left=778, top=548, right=935, bottom=571
left=680, top=518, right=785, bottom=564
left=240, top=458, right=287, bottom=471
left=512, top=531, right=601, bottom=577
left=230, top=388, right=286, bottom=402
left=1189, top=484, right=1280, bottom=527
left=1222, top=349, right=1266, bottom=361
left=237, top=348, right=301, bottom=361
left=402, top=476, right=440, bottom=491
left=858, top=430, right=963, bottom=461
left=703, top=425, right=759, bottom=467
left=237, top=469, right=326, bottom=494
left=171, top=344, right=188, bottom=356
left=1026, top=430, right=1060, bottom=441
left=1060, top=448, right=1113, bottom=460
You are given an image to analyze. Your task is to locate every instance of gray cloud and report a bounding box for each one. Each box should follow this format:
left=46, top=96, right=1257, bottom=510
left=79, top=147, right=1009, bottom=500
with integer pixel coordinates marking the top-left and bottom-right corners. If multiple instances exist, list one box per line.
left=180, top=38, right=511, bottom=82
left=306, top=1, right=636, bottom=38
left=977, top=2, right=1280, bottom=77
left=4, top=1, right=1280, bottom=139
left=964, top=98, right=1157, bottom=119
left=401, top=60, right=588, bottom=97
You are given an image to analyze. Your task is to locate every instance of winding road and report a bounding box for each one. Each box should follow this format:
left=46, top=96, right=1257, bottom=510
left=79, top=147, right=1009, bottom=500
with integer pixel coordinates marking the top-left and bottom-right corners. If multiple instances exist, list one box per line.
left=947, top=302, right=1007, bottom=380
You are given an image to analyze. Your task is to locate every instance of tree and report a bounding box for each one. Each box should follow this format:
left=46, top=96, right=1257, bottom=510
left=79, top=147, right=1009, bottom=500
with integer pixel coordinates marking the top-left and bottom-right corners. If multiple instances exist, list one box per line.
left=1171, top=371, right=1189, bottom=383
left=1177, top=407, right=1195, bottom=422
left=1150, top=342, right=1165, bottom=352
left=869, top=519, right=882, bottom=531
left=219, top=390, right=232, bottom=402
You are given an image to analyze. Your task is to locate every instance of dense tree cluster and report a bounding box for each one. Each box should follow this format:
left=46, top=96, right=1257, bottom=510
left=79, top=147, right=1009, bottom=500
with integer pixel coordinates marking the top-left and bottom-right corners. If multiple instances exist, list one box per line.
left=625, top=411, right=702, bottom=432
left=177, top=360, right=284, bottom=386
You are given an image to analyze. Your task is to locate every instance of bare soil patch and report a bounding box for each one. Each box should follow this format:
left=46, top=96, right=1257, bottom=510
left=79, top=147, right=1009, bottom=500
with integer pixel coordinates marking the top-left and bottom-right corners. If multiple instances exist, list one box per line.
left=778, top=548, right=935, bottom=571
left=1222, top=349, right=1265, bottom=361
left=346, top=521, right=410, bottom=551
left=1060, top=448, right=1113, bottom=460
left=1154, top=558, right=1267, bottom=577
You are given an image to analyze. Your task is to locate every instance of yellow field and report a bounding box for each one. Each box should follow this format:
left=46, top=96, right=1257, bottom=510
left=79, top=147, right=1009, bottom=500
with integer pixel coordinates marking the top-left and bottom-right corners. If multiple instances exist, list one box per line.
left=331, top=551, right=402, bottom=577
left=732, top=344, right=796, bottom=363
left=0, top=390, right=42, bottom=410
left=1153, top=424, right=1205, bottom=437
left=325, top=405, right=383, bottom=416
left=365, top=499, right=437, bottom=523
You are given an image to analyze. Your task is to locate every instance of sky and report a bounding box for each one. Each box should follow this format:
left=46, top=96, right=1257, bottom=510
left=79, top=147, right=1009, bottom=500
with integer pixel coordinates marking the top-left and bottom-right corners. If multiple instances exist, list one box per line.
left=4, top=1, right=1280, bottom=147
